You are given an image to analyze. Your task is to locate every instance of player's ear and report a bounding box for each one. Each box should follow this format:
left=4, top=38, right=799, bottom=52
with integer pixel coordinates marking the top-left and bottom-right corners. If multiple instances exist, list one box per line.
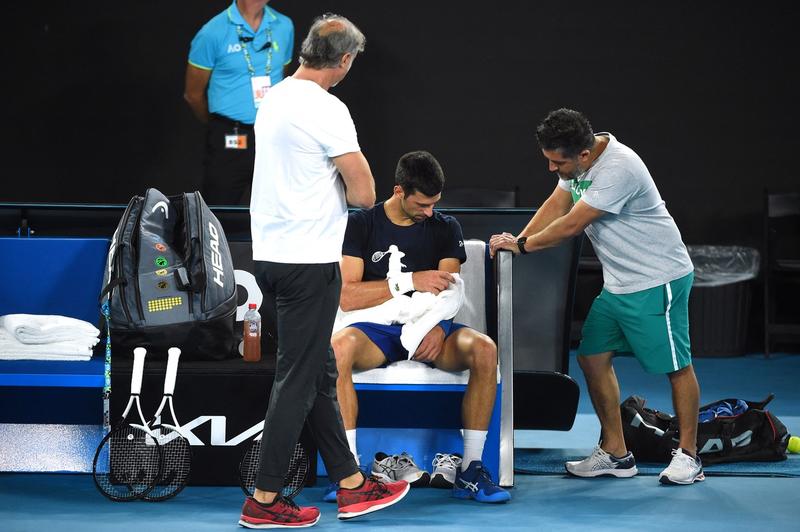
left=393, top=185, right=405, bottom=198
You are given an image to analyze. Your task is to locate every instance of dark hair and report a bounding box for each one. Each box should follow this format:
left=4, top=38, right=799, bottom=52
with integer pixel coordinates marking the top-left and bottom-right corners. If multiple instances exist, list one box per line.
left=299, top=13, right=365, bottom=69
left=535, top=108, right=595, bottom=158
left=394, top=151, right=445, bottom=197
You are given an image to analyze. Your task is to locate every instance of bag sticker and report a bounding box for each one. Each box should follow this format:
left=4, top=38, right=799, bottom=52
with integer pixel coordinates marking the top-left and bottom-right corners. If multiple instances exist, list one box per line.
left=147, top=296, right=182, bottom=313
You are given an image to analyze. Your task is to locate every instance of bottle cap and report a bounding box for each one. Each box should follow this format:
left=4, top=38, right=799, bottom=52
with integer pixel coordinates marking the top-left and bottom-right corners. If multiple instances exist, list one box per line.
left=248, top=303, right=257, bottom=309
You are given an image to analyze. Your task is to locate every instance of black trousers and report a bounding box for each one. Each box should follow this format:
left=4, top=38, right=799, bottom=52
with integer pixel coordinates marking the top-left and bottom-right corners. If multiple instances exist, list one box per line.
left=254, top=261, right=359, bottom=492
left=201, top=114, right=255, bottom=206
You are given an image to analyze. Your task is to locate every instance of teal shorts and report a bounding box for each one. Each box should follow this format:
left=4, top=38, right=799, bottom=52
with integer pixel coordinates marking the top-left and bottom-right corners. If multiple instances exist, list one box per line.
left=578, top=272, right=694, bottom=374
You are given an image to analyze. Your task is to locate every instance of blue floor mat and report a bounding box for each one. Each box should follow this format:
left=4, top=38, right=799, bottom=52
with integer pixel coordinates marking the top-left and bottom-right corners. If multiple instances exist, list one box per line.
left=515, top=448, right=800, bottom=477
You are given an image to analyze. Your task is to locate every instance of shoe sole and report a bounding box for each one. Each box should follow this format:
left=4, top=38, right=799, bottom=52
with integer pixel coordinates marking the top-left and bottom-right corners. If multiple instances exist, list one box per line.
left=658, top=471, right=706, bottom=485
left=429, top=473, right=454, bottom=489
left=565, top=465, right=639, bottom=478
left=452, top=488, right=511, bottom=503
left=410, top=471, right=431, bottom=487
left=371, top=470, right=429, bottom=486
left=238, top=514, right=320, bottom=529
left=337, top=483, right=411, bottom=520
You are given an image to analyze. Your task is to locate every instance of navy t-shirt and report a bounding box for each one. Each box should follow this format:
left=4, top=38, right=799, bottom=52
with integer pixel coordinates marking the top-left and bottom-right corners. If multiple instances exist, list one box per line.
left=342, top=202, right=466, bottom=281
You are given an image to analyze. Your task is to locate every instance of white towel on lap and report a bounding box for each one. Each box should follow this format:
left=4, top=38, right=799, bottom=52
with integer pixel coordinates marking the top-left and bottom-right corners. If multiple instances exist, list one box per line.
left=0, top=314, right=100, bottom=345
left=333, top=274, right=465, bottom=357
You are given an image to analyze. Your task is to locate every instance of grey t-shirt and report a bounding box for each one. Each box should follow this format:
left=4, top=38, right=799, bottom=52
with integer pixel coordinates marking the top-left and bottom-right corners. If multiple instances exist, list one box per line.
left=558, top=133, right=693, bottom=294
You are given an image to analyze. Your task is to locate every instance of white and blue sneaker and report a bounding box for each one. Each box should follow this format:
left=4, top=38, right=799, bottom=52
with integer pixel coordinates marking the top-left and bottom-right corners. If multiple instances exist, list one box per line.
left=659, top=448, right=705, bottom=485
left=565, top=446, right=638, bottom=478
left=452, top=460, right=511, bottom=503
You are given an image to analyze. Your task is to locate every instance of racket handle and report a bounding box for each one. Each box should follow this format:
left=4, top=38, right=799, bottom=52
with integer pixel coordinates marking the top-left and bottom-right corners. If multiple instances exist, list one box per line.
left=131, top=347, right=147, bottom=395
left=165, top=347, right=182, bottom=395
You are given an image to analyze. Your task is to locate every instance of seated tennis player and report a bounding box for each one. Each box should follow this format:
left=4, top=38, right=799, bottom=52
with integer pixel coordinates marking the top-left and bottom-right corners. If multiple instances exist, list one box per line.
left=327, top=151, right=510, bottom=504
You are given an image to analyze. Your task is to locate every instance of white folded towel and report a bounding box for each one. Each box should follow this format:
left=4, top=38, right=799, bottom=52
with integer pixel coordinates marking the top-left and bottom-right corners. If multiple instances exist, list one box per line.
left=0, top=314, right=100, bottom=345
left=333, top=274, right=466, bottom=357
left=0, top=353, right=92, bottom=362
left=0, top=328, right=97, bottom=360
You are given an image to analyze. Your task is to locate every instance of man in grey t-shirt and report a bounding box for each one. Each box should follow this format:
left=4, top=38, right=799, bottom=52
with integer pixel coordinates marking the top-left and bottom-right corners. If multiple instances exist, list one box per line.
left=489, top=108, right=704, bottom=486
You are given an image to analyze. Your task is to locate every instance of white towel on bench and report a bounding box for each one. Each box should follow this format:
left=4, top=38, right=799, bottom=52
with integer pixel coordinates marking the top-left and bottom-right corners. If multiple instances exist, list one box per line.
left=0, top=314, right=100, bottom=345
left=0, top=329, right=95, bottom=360
left=333, top=274, right=465, bottom=357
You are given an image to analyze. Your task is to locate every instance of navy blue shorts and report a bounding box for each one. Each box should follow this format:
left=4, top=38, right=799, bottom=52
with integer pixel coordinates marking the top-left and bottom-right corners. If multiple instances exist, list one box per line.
left=348, top=321, right=467, bottom=365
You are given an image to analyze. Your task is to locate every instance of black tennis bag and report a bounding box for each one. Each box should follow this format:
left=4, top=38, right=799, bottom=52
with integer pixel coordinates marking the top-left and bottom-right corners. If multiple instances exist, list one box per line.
left=100, top=188, right=237, bottom=360
left=621, top=394, right=789, bottom=464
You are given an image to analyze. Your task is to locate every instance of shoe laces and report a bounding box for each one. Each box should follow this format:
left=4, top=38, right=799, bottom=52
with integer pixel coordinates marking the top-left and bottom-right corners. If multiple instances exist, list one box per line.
left=473, top=464, right=494, bottom=485
left=432, top=453, right=461, bottom=469
left=365, top=475, right=391, bottom=496
left=276, top=494, right=300, bottom=511
left=395, top=453, right=418, bottom=470
left=670, top=449, right=698, bottom=466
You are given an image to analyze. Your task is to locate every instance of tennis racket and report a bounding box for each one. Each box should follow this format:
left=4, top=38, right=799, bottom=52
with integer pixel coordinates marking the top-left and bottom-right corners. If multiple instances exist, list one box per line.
left=238, top=436, right=310, bottom=499
left=93, top=347, right=163, bottom=501
left=143, top=347, right=192, bottom=501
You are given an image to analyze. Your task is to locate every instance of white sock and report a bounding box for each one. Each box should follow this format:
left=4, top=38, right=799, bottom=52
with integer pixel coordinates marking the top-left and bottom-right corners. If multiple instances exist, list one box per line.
left=462, top=429, right=488, bottom=471
left=346, top=429, right=359, bottom=465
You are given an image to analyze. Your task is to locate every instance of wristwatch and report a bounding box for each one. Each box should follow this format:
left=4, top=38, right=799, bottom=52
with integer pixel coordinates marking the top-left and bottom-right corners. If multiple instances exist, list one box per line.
left=516, top=236, right=528, bottom=255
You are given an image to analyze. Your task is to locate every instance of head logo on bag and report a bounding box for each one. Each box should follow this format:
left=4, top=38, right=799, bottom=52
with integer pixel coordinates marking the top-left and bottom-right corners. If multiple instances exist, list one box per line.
left=208, top=221, right=225, bottom=289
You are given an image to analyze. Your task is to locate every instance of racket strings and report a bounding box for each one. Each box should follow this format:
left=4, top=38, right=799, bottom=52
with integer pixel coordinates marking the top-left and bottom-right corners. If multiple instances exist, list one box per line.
left=94, top=425, right=162, bottom=500
left=240, top=440, right=308, bottom=498
left=144, top=428, right=192, bottom=500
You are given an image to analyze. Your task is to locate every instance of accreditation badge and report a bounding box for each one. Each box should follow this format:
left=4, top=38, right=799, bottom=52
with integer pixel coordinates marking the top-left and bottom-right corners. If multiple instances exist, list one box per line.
left=251, top=75, right=271, bottom=108
left=224, top=133, right=247, bottom=150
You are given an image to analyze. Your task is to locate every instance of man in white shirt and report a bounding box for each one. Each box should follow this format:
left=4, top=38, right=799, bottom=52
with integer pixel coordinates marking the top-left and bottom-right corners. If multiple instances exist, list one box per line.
left=240, top=14, right=409, bottom=529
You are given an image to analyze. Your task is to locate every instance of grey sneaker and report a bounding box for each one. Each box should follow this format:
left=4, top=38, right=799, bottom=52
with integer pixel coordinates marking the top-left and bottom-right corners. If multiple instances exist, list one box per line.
left=565, top=446, right=638, bottom=478
left=430, top=453, right=462, bottom=488
left=371, top=452, right=430, bottom=487
left=659, top=448, right=705, bottom=485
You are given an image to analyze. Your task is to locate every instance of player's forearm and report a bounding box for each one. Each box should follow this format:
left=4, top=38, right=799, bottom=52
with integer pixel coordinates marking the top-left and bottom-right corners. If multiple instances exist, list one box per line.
left=339, top=280, right=393, bottom=311
left=524, top=215, right=584, bottom=252
left=518, top=194, right=571, bottom=238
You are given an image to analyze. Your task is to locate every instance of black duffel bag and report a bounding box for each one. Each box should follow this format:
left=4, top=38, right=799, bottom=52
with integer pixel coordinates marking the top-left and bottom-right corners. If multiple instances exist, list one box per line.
left=621, top=394, right=789, bottom=464
left=100, top=188, right=237, bottom=360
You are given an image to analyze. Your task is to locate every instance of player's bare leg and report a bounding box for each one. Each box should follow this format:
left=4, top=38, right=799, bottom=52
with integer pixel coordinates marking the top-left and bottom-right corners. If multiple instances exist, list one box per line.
left=577, top=352, right=627, bottom=457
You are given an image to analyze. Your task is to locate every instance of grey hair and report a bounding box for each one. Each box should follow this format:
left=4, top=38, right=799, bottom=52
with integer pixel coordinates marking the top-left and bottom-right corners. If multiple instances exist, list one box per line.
left=299, top=13, right=366, bottom=69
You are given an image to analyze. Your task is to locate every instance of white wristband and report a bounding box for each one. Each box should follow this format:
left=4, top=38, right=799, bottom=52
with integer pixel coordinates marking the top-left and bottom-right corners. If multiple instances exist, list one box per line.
left=388, top=271, right=414, bottom=298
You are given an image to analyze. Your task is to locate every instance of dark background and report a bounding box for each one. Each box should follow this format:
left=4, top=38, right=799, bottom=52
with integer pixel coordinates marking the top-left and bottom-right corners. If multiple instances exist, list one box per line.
left=4, top=1, right=798, bottom=249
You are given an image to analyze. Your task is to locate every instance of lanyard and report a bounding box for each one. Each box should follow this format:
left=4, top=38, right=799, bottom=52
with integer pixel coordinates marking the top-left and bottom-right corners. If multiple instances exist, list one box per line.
left=236, top=23, right=273, bottom=77
left=228, top=7, right=273, bottom=77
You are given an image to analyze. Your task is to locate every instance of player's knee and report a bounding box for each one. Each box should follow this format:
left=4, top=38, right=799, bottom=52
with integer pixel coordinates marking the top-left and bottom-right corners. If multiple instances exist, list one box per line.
left=331, top=331, right=357, bottom=371
left=470, top=335, right=497, bottom=374
left=577, top=353, right=610, bottom=375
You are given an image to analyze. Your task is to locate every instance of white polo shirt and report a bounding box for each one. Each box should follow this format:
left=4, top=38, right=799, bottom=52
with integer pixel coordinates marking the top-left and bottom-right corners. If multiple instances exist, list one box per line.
left=250, top=77, right=360, bottom=263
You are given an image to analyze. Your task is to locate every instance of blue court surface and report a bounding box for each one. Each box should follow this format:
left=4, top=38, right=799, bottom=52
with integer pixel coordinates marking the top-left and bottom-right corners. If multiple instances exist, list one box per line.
left=1, top=353, right=798, bottom=532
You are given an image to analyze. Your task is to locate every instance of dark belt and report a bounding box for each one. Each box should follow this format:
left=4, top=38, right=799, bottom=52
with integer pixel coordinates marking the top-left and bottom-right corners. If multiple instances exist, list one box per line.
left=209, top=113, right=254, bottom=129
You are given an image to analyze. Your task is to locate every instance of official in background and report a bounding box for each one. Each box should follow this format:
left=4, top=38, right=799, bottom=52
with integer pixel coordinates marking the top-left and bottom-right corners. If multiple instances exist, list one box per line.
left=239, top=14, right=410, bottom=529
left=184, top=0, right=293, bottom=205
left=490, top=108, right=704, bottom=486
